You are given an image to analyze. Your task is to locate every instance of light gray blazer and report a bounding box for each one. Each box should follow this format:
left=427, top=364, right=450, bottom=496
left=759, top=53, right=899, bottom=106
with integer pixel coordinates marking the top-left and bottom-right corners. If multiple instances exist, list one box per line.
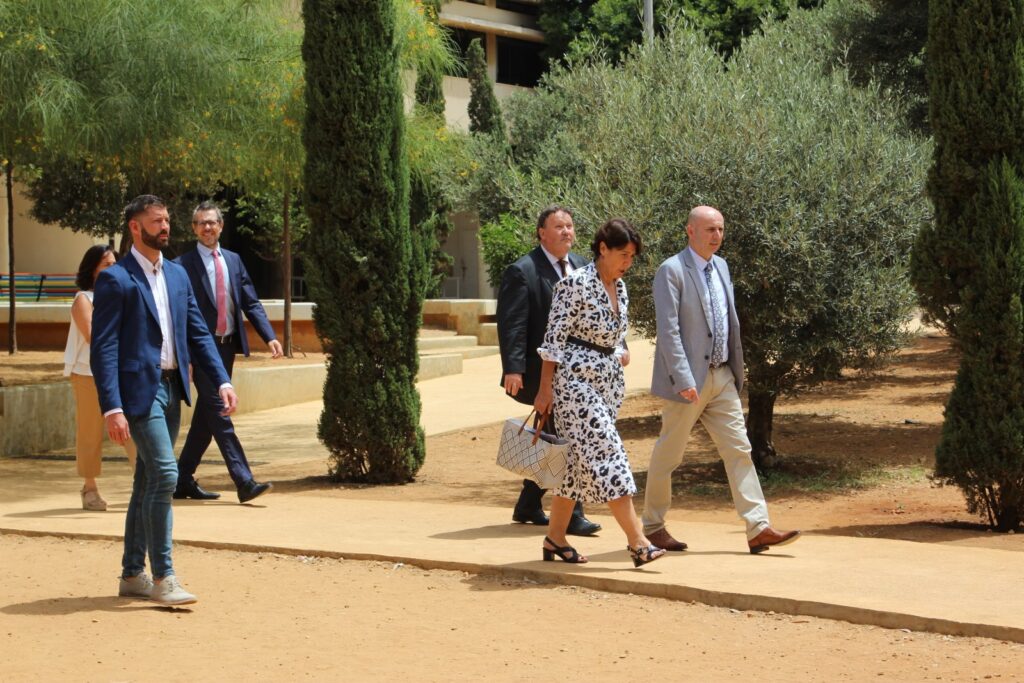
left=650, top=248, right=744, bottom=402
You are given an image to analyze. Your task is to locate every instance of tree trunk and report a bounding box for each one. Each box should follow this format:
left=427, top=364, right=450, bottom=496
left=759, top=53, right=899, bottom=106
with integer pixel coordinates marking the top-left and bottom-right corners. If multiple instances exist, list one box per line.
left=282, top=186, right=293, bottom=358
left=5, top=161, right=16, bottom=355
left=746, top=388, right=777, bottom=470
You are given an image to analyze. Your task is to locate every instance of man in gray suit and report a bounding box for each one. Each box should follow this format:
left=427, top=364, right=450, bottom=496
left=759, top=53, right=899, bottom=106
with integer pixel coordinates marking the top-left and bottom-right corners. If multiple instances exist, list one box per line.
left=642, top=206, right=800, bottom=554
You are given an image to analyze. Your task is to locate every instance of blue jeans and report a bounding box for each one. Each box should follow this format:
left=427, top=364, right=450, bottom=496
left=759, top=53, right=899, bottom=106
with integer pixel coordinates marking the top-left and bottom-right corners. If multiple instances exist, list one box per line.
left=122, top=377, right=181, bottom=580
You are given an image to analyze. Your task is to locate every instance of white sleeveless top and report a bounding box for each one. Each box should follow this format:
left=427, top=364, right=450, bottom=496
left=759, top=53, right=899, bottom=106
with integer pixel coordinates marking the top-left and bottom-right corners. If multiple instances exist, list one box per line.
left=63, top=290, right=93, bottom=377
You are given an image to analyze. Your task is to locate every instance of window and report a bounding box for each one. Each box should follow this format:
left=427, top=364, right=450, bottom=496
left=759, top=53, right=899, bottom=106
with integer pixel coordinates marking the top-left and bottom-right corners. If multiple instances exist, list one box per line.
left=450, top=27, right=487, bottom=72
left=496, top=1, right=540, bottom=16
left=496, top=36, right=544, bottom=87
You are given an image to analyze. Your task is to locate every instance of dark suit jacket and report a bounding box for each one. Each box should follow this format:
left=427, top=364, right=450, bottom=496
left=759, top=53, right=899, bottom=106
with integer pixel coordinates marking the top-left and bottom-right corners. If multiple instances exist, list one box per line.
left=175, top=246, right=276, bottom=357
left=91, top=254, right=229, bottom=416
left=496, top=246, right=587, bottom=405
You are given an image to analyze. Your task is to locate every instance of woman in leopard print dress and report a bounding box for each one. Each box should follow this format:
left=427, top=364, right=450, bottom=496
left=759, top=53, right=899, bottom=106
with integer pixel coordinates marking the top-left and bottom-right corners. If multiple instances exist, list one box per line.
left=534, top=219, right=666, bottom=568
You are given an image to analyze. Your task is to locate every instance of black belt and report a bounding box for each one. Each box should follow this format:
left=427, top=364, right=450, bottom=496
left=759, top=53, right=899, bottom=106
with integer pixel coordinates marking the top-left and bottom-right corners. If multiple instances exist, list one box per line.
left=566, top=336, right=616, bottom=356
left=710, top=361, right=729, bottom=369
left=215, top=333, right=235, bottom=345
left=160, top=368, right=177, bottom=382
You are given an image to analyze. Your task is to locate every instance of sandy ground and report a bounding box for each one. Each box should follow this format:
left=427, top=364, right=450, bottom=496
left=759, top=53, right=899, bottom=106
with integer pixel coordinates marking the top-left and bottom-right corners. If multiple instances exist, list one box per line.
left=3, top=534, right=1024, bottom=683
left=5, top=334, right=1024, bottom=681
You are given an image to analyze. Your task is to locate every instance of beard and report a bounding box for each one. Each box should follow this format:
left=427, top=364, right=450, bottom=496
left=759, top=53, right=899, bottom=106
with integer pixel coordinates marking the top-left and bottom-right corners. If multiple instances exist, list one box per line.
left=140, top=229, right=169, bottom=250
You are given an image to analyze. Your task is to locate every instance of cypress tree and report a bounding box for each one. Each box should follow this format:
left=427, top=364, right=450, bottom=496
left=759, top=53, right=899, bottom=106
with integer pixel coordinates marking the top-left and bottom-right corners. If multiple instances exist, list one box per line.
left=414, top=0, right=446, bottom=118
left=913, top=1, right=1024, bottom=530
left=466, top=38, right=505, bottom=138
left=302, top=0, right=425, bottom=483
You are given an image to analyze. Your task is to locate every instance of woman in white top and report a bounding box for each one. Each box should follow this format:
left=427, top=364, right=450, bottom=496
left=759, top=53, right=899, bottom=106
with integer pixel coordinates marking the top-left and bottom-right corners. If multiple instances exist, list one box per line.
left=64, top=245, right=137, bottom=511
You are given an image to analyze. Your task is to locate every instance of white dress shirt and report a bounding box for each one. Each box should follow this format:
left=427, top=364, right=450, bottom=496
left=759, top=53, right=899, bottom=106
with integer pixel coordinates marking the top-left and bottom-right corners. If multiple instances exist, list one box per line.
left=196, top=242, right=235, bottom=335
left=688, top=247, right=729, bottom=364
left=131, top=246, right=177, bottom=370
left=540, top=245, right=574, bottom=279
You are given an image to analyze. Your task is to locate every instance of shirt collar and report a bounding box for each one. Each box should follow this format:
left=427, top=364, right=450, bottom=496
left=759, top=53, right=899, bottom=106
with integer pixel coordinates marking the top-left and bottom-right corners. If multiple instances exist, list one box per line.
left=196, top=242, right=220, bottom=258
left=131, top=245, right=163, bottom=274
left=540, top=245, right=568, bottom=270
left=688, top=246, right=711, bottom=271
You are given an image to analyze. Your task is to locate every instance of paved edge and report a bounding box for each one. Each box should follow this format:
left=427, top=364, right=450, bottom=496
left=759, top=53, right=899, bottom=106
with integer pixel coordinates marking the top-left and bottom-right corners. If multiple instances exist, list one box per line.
left=4, top=527, right=1021, bottom=644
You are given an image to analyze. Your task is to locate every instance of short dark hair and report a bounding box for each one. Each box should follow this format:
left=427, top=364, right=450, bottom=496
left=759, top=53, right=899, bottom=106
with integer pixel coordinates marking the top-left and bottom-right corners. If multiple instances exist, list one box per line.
left=75, top=244, right=116, bottom=291
left=192, top=200, right=223, bottom=223
left=590, top=218, right=642, bottom=260
left=123, top=194, right=166, bottom=230
left=535, top=204, right=573, bottom=240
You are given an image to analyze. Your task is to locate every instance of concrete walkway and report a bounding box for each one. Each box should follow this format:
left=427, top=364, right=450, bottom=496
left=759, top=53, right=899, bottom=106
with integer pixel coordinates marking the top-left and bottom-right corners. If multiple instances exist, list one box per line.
left=2, top=339, right=1024, bottom=643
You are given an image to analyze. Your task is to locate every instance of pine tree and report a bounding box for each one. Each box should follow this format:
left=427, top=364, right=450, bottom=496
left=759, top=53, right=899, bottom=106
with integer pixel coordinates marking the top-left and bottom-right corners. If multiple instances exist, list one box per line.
left=302, top=0, right=425, bottom=482
left=466, top=38, right=505, bottom=138
left=914, top=1, right=1024, bottom=530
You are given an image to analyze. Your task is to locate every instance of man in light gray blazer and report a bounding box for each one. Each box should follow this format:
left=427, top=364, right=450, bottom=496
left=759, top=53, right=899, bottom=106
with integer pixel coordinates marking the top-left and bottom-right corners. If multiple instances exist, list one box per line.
left=642, top=206, right=800, bottom=554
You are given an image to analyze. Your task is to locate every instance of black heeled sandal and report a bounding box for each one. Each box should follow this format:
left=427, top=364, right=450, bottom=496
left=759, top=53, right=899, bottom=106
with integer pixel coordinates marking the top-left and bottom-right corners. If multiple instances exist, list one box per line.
left=628, top=543, right=667, bottom=568
left=542, top=536, right=588, bottom=564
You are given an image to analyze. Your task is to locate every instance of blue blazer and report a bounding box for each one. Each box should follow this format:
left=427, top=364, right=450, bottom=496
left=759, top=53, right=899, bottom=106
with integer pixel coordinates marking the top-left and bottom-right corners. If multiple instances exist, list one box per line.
left=175, top=246, right=276, bottom=356
left=91, top=254, right=230, bottom=416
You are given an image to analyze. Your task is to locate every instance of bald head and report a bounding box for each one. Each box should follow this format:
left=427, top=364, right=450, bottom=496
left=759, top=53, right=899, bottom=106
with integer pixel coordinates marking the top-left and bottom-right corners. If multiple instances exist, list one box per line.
left=685, top=205, right=725, bottom=260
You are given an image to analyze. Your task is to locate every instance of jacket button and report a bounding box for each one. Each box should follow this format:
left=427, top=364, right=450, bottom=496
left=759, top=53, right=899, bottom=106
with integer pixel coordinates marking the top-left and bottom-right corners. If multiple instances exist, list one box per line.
left=707, top=332, right=712, bottom=338
left=704, top=355, right=709, bottom=360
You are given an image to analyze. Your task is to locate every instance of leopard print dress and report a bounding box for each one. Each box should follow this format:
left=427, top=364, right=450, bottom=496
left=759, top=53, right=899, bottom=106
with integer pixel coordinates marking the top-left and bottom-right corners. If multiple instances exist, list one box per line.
left=538, top=262, right=636, bottom=504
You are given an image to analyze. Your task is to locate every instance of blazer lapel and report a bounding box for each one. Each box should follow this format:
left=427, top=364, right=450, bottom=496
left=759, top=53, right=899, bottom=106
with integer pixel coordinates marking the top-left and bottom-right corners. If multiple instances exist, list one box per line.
left=185, top=249, right=215, bottom=305
left=226, top=250, right=242, bottom=306
left=682, top=249, right=714, bottom=330
left=122, top=254, right=161, bottom=326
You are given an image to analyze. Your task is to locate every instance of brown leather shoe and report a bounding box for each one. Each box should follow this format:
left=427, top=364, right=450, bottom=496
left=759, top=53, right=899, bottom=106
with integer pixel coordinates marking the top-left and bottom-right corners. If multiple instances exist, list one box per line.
left=647, top=527, right=688, bottom=552
left=748, top=527, right=801, bottom=554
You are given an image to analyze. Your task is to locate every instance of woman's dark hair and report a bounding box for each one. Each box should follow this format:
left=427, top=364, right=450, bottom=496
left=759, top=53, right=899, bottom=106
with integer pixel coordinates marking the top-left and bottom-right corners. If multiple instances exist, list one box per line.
left=76, top=244, right=116, bottom=291
left=590, top=218, right=642, bottom=260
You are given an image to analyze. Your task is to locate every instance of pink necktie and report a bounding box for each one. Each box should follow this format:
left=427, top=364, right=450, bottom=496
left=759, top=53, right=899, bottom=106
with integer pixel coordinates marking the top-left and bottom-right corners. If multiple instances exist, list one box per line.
left=213, top=249, right=227, bottom=335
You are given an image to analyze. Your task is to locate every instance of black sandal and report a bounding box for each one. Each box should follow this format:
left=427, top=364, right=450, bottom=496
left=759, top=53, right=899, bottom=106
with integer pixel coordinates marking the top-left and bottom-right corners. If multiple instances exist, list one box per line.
left=628, top=544, right=667, bottom=568
left=542, top=536, right=588, bottom=564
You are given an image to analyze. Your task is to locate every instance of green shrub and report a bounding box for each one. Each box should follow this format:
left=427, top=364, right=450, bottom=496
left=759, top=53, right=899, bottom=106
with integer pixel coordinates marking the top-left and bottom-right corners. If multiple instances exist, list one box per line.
left=302, top=0, right=424, bottom=483
left=915, top=0, right=1024, bottom=531
left=472, top=1, right=930, bottom=466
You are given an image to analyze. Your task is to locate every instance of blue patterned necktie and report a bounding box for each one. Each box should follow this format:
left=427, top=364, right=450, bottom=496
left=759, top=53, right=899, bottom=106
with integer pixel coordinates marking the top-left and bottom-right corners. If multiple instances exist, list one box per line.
left=705, top=263, right=726, bottom=366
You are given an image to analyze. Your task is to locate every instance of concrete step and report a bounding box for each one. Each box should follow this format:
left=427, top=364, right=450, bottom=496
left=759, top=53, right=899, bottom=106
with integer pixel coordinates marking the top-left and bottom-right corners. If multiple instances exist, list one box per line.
left=417, top=334, right=481, bottom=351
left=420, top=345, right=499, bottom=360
left=477, top=322, right=498, bottom=347
left=417, top=353, right=462, bottom=381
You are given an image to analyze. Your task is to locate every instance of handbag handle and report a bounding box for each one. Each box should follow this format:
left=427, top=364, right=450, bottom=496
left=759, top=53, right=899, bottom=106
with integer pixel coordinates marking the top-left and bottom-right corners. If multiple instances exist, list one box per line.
left=517, top=409, right=549, bottom=446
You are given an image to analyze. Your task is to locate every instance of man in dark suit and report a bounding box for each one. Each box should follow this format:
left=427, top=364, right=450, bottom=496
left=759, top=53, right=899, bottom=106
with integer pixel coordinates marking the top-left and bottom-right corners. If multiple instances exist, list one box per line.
left=93, top=194, right=237, bottom=605
left=496, top=205, right=601, bottom=536
left=173, top=201, right=279, bottom=504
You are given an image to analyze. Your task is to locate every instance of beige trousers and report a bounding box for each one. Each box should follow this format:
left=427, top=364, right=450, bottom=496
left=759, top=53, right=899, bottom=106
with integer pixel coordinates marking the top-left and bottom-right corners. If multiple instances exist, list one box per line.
left=70, top=373, right=137, bottom=478
left=642, top=365, right=769, bottom=540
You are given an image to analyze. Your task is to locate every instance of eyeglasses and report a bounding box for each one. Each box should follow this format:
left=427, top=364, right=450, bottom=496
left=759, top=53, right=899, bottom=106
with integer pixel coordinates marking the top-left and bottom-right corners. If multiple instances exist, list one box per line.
left=192, top=220, right=221, bottom=228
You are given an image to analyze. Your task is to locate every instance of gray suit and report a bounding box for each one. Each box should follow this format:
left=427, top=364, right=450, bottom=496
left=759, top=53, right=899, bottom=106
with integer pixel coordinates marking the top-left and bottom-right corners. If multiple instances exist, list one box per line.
left=643, top=247, right=770, bottom=539
left=650, top=249, right=744, bottom=400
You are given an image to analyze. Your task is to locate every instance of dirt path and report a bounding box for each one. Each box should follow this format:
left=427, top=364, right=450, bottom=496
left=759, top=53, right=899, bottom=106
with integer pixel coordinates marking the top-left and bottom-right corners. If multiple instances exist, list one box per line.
left=3, top=534, right=1023, bottom=682
left=5, top=334, right=1024, bottom=681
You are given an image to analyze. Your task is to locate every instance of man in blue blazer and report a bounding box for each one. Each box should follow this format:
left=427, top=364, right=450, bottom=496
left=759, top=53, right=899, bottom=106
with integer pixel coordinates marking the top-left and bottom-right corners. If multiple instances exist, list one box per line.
left=642, top=206, right=799, bottom=554
left=174, top=201, right=280, bottom=504
left=92, top=194, right=238, bottom=605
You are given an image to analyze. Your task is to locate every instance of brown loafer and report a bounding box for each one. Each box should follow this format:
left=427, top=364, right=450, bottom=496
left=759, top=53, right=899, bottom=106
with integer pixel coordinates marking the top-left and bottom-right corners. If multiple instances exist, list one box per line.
left=748, top=527, right=801, bottom=554
left=647, top=527, right=688, bottom=552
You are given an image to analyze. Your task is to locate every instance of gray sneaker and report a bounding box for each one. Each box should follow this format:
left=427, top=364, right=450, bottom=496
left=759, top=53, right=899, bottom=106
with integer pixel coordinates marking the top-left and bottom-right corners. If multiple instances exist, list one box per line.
left=150, top=575, right=197, bottom=606
left=118, top=572, right=154, bottom=599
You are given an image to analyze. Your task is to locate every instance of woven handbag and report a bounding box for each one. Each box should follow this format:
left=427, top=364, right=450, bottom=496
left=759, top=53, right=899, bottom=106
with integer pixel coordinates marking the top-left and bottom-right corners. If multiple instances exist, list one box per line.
left=495, top=410, right=569, bottom=489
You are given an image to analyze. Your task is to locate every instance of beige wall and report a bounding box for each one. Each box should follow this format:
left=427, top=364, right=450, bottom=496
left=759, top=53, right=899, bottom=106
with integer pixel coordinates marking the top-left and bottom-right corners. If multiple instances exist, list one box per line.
left=0, top=181, right=106, bottom=275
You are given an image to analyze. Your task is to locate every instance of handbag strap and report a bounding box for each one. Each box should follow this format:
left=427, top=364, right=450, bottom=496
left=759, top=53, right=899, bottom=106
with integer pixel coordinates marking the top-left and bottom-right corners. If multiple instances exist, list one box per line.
left=517, top=409, right=549, bottom=445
